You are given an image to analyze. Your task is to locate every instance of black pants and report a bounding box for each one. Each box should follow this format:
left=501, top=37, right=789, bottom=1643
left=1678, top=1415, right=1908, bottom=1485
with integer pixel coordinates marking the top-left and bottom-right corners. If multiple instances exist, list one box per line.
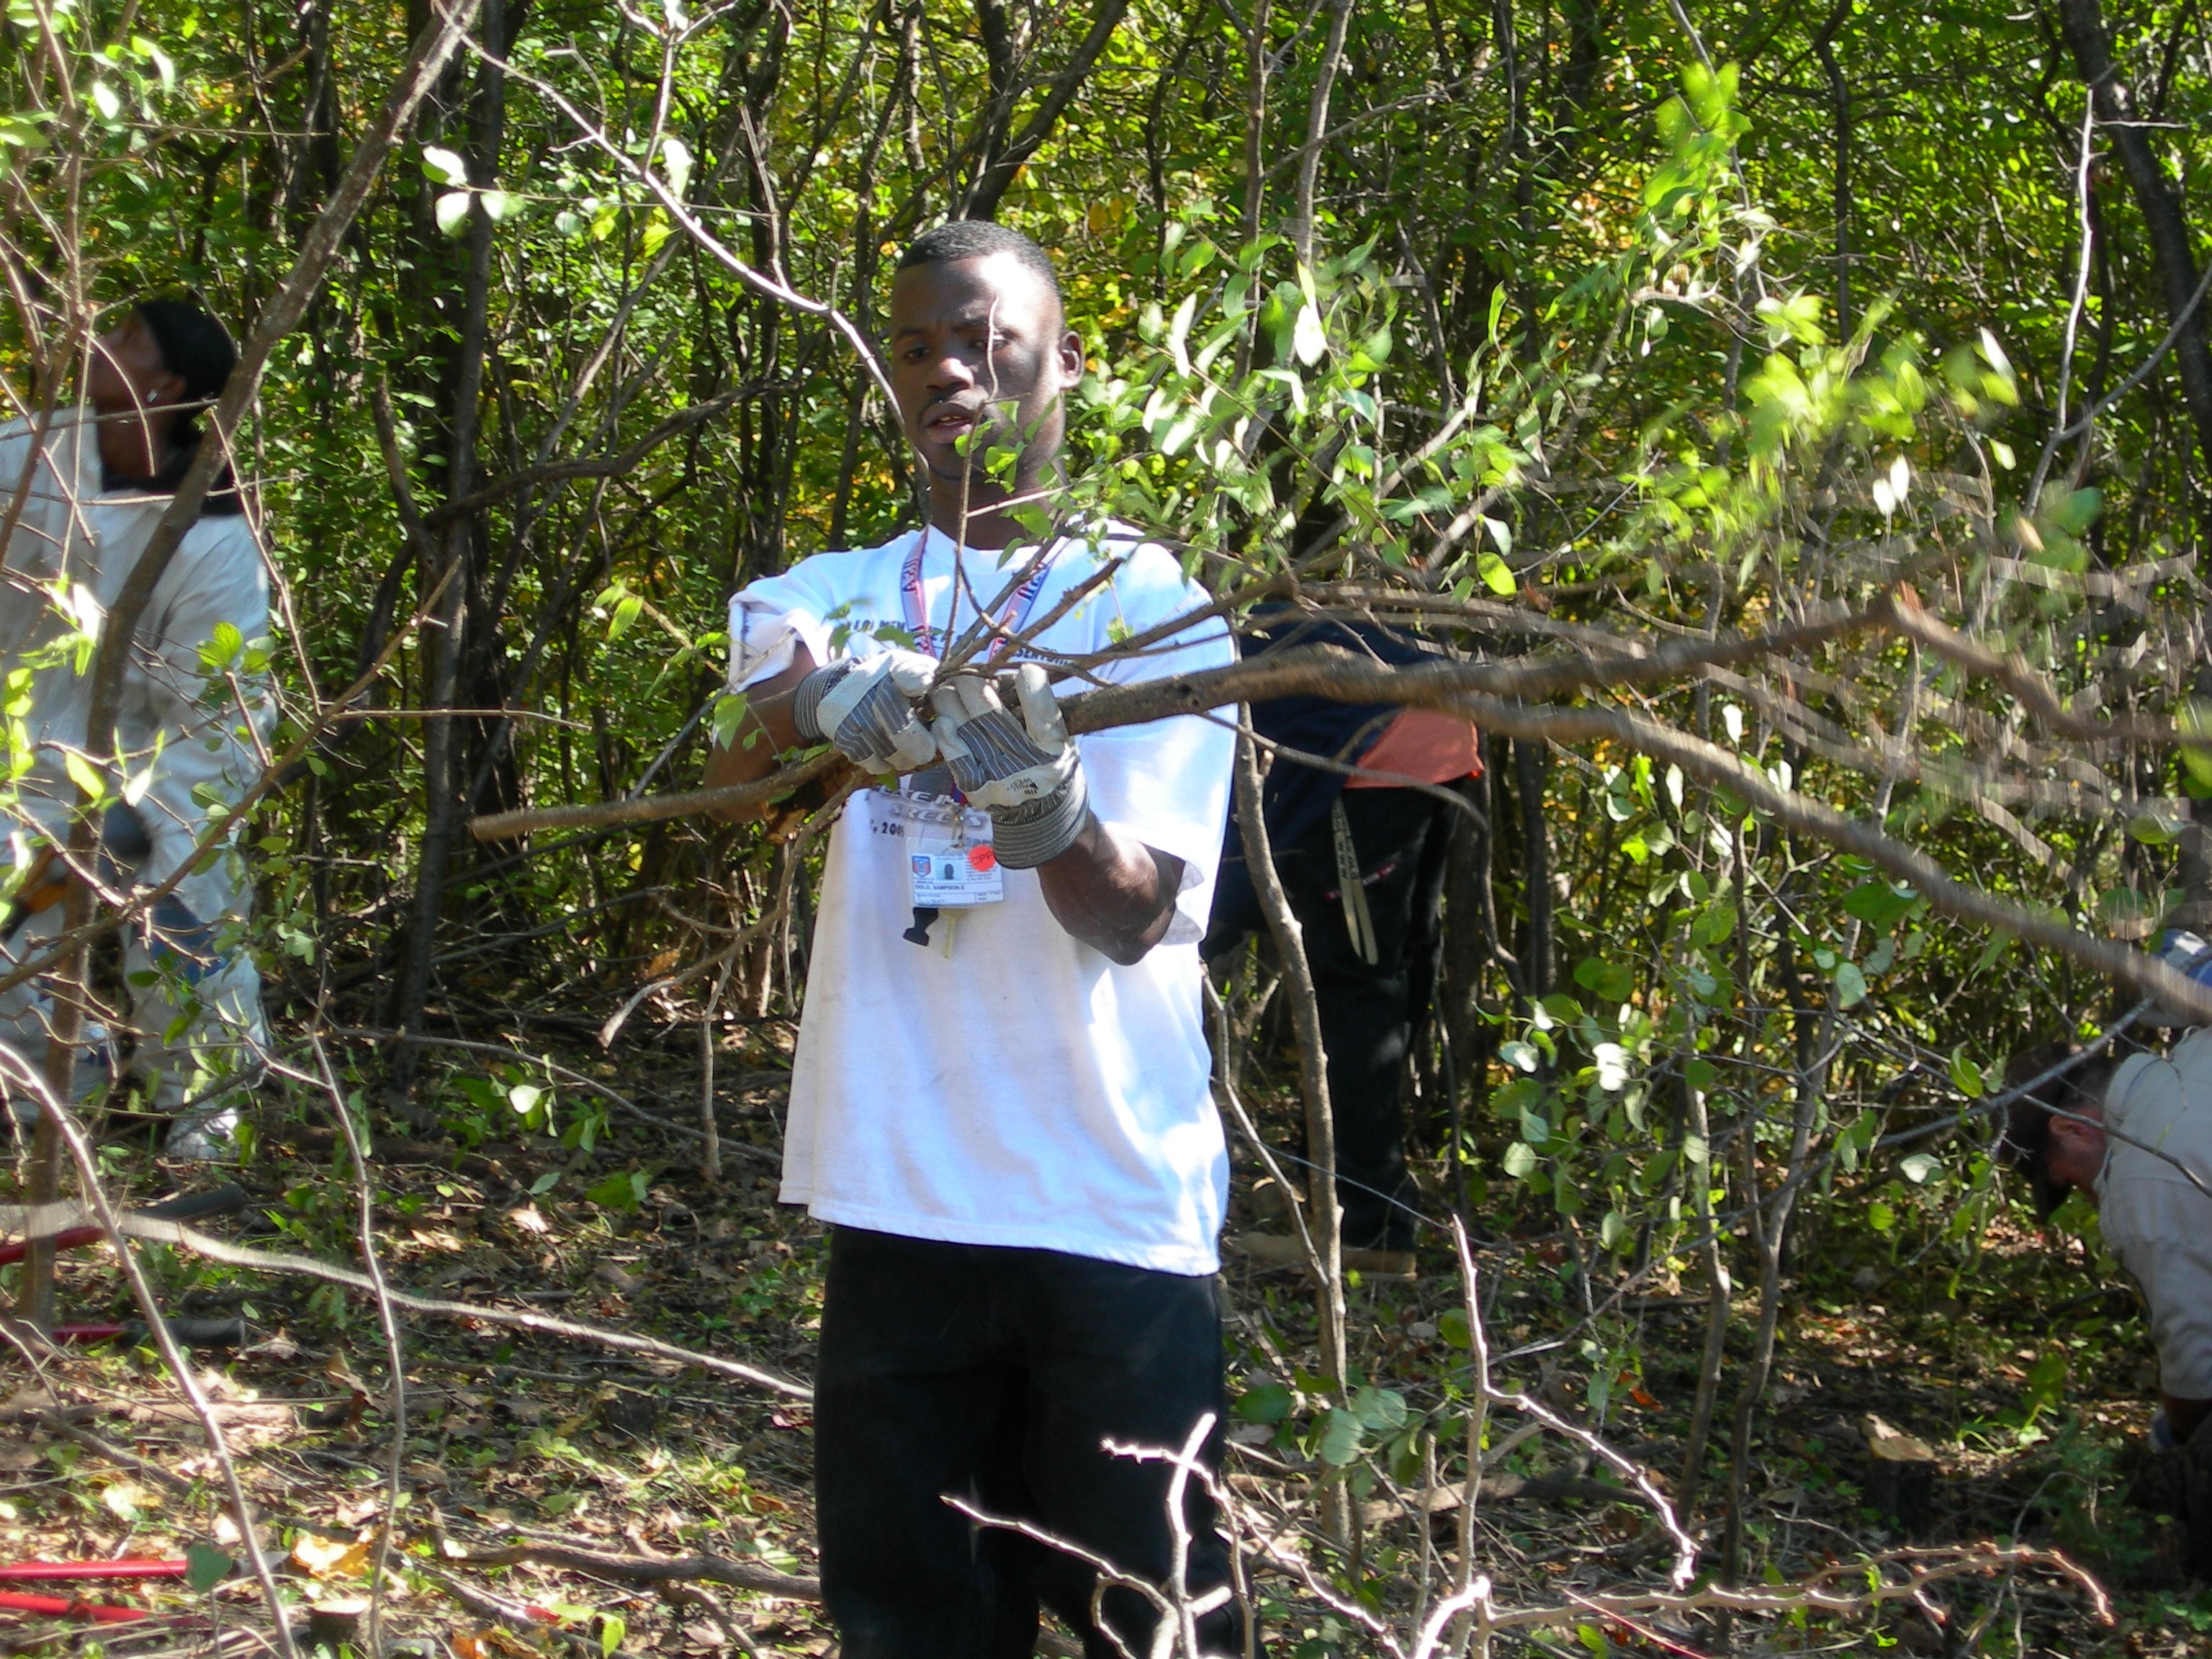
left=1274, top=790, right=1454, bottom=1251
left=814, top=1228, right=1241, bottom=1658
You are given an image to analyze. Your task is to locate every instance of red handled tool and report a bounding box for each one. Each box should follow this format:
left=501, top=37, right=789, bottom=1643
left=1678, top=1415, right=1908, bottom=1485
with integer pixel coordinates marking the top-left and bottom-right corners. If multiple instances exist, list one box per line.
left=0, top=1588, right=150, bottom=1622
left=0, top=1185, right=247, bottom=1269
left=0, top=1559, right=197, bottom=1623
left=0, top=1560, right=189, bottom=1582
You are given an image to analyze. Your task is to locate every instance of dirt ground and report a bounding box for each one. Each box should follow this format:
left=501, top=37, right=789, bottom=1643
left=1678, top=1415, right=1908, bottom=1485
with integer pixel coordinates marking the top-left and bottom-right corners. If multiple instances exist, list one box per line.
left=0, top=1020, right=2205, bottom=1659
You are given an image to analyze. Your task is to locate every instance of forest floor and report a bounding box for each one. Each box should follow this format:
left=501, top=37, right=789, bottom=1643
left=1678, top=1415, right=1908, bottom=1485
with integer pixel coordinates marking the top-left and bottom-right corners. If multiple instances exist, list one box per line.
left=0, top=1019, right=2206, bottom=1659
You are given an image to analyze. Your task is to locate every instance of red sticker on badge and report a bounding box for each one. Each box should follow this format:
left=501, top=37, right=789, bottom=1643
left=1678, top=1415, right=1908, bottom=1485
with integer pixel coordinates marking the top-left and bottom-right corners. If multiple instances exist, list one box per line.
left=968, top=844, right=998, bottom=872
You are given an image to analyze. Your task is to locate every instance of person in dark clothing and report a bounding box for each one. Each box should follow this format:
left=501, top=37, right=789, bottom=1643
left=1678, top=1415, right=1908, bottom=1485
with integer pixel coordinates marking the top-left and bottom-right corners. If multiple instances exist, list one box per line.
left=1204, top=613, right=1480, bottom=1276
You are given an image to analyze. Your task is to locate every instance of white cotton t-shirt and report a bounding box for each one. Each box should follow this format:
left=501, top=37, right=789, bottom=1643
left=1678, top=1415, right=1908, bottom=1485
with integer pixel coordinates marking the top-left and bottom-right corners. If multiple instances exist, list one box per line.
left=2101, top=1028, right=2212, bottom=1398
left=727, top=522, right=1237, bottom=1275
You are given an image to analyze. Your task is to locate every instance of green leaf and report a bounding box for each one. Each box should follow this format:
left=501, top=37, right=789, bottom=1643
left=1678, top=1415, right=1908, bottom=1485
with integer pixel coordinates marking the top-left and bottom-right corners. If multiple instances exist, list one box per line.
left=422, top=145, right=468, bottom=185
left=90, top=81, right=120, bottom=121
left=1475, top=551, right=1516, bottom=595
left=1573, top=958, right=1634, bottom=1002
left=2128, top=812, right=2175, bottom=845
left=184, top=1544, right=231, bottom=1593
left=711, top=693, right=749, bottom=750
left=1437, top=1309, right=1470, bottom=1349
left=601, top=1614, right=626, bottom=1657
left=2182, top=701, right=2212, bottom=789
left=63, top=749, right=105, bottom=801
left=1868, top=1200, right=1896, bottom=1232
left=480, top=189, right=519, bottom=222
left=585, top=1171, right=647, bottom=1212
left=2046, top=486, right=2102, bottom=535
left=1835, top=961, right=1866, bottom=1008
left=1501, top=1141, right=1537, bottom=1177
left=1292, top=302, right=1326, bottom=367
left=1841, top=880, right=1916, bottom=929
left=660, top=135, right=693, bottom=199
left=1688, top=902, right=1737, bottom=948
left=1348, top=1385, right=1407, bottom=1434
left=1948, top=1048, right=1984, bottom=1099
left=1166, top=293, right=1197, bottom=376
left=435, top=190, right=472, bottom=235
left=1317, top=1407, right=1364, bottom=1466
left=1899, top=1152, right=1940, bottom=1184
left=1234, top=1382, right=1293, bottom=1424
left=608, top=593, right=644, bottom=641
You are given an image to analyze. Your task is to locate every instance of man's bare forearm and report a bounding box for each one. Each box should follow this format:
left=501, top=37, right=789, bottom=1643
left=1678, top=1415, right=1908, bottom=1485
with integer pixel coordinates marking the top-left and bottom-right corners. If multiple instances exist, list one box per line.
left=1037, top=814, right=1184, bottom=966
left=701, top=648, right=816, bottom=821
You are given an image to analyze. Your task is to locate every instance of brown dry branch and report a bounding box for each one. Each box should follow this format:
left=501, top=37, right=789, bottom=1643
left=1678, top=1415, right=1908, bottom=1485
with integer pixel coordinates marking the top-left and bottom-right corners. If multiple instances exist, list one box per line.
left=464, top=593, right=1902, bottom=843
left=444, top=1538, right=817, bottom=1602
left=15, top=1211, right=811, bottom=1399
left=470, top=619, right=2212, bottom=1027
left=1467, top=1542, right=2111, bottom=1637
left=303, top=1035, right=410, bottom=1655
left=1205, top=981, right=1328, bottom=1288
left=1231, top=729, right=1349, bottom=1554
left=413, top=1560, right=649, bottom=1659
left=593, top=775, right=860, bottom=1049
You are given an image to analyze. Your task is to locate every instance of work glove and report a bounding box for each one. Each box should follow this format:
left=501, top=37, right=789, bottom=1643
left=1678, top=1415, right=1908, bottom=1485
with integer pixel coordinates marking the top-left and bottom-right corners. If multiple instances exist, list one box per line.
left=790, top=647, right=940, bottom=773
left=930, top=664, right=1087, bottom=869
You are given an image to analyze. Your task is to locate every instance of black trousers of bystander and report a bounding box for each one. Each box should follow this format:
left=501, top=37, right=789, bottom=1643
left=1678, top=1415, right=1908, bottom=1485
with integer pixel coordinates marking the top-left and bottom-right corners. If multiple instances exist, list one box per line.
left=814, top=1227, right=1243, bottom=1659
left=1269, top=788, right=1455, bottom=1252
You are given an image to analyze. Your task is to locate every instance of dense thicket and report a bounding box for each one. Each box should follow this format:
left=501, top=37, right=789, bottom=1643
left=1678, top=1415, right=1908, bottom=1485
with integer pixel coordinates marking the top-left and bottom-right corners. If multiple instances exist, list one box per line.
left=3, top=0, right=2211, bottom=1647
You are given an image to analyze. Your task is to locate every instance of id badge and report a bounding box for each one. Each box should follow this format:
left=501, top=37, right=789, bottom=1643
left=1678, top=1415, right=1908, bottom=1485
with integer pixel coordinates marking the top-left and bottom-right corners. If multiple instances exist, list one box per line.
left=896, top=792, right=1002, bottom=908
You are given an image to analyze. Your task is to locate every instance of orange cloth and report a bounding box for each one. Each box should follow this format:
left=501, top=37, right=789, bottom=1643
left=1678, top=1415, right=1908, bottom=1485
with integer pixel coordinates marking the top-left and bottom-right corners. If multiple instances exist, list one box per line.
left=1343, top=708, right=1482, bottom=788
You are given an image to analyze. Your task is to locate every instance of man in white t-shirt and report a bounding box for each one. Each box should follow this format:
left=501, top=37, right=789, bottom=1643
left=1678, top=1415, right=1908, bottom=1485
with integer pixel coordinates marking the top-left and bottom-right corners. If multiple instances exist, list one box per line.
left=703, top=221, right=1238, bottom=1656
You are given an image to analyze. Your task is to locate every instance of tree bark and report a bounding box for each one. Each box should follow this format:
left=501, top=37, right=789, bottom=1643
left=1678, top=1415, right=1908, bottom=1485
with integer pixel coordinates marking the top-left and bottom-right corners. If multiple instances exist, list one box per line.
left=2056, top=0, right=2212, bottom=473
left=961, top=0, right=1132, bottom=218
left=392, top=0, right=505, bottom=1103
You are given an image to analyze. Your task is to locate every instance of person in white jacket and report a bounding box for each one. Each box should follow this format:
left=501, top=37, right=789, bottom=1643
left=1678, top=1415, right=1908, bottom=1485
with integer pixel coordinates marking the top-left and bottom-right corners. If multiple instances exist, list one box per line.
left=0, top=300, right=273, bottom=1159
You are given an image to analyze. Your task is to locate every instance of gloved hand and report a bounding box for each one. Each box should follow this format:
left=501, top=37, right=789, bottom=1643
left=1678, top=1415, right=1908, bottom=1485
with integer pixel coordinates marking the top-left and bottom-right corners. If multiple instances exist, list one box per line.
left=791, top=647, right=940, bottom=773
left=930, top=664, right=1088, bottom=868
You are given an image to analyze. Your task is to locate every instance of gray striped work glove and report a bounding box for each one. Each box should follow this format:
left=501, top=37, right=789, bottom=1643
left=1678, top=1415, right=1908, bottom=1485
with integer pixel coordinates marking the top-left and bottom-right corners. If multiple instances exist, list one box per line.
left=929, top=665, right=1087, bottom=869
left=790, top=648, right=940, bottom=773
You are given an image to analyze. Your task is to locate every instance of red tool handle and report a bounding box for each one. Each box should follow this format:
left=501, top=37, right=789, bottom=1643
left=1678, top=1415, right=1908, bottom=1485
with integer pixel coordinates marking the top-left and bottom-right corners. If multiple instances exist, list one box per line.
left=49, top=1323, right=126, bottom=1344
left=0, top=1588, right=147, bottom=1622
left=0, top=1560, right=187, bottom=1582
left=0, top=1225, right=102, bottom=1269
left=0, top=1185, right=249, bottom=1269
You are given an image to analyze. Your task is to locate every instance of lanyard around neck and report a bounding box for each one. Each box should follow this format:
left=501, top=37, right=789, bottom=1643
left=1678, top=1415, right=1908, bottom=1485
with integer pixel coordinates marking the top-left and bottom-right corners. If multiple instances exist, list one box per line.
left=899, top=533, right=1061, bottom=662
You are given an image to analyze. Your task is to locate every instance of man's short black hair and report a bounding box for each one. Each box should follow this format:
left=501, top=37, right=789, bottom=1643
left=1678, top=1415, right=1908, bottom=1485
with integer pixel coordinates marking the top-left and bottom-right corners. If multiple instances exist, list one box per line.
left=135, top=300, right=236, bottom=423
left=132, top=299, right=242, bottom=513
left=1998, top=1041, right=2110, bottom=1219
left=898, top=221, right=1062, bottom=306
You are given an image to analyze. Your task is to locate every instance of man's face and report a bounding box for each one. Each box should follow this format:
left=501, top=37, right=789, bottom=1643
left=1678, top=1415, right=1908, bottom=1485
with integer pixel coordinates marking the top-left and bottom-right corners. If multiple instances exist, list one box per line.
left=87, top=314, right=176, bottom=418
left=87, top=314, right=184, bottom=478
left=2046, top=1109, right=2108, bottom=1195
left=887, top=252, right=1082, bottom=499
